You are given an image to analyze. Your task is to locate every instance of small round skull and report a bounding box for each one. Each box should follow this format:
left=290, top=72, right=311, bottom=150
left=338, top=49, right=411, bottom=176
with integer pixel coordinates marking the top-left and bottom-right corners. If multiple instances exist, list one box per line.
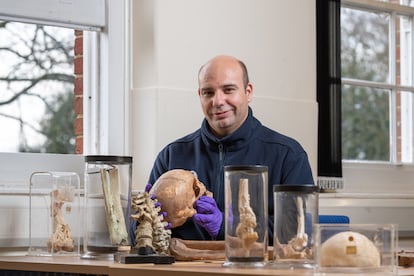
left=149, top=169, right=212, bottom=228
left=320, top=231, right=380, bottom=268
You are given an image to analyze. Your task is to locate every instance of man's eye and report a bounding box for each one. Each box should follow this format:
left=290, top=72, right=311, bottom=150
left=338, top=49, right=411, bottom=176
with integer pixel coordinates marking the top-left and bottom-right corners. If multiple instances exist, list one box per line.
left=224, top=87, right=235, bottom=93
left=202, top=90, right=214, bottom=97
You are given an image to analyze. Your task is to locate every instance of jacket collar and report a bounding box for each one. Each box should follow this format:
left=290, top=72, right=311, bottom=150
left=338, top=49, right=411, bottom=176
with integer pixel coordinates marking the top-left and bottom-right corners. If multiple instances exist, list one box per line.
left=201, top=106, right=261, bottom=151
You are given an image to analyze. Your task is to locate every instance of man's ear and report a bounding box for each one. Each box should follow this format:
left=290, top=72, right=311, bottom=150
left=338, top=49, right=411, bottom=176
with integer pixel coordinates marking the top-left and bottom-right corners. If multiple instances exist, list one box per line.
left=246, top=82, right=253, bottom=102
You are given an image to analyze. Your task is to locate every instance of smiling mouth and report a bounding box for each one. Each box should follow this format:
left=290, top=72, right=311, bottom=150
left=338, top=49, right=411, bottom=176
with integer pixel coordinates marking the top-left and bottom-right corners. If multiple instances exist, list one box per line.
left=213, top=110, right=229, bottom=119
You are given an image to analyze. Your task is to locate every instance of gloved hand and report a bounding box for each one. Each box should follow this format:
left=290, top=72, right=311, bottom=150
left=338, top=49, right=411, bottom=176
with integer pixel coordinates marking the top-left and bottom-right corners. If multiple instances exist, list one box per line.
left=130, top=183, right=172, bottom=245
left=145, top=182, right=161, bottom=207
left=144, top=182, right=152, bottom=193
left=193, top=195, right=222, bottom=239
left=145, top=182, right=172, bottom=229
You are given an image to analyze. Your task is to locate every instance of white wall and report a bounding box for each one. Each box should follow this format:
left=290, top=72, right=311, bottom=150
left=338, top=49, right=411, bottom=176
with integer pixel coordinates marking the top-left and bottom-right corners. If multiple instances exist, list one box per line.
left=0, top=0, right=311, bottom=250
left=130, top=0, right=318, bottom=189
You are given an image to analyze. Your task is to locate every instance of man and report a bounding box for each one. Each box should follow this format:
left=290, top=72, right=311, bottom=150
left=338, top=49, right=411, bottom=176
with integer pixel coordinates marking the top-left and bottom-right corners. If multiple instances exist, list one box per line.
left=148, top=55, right=314, bottom=243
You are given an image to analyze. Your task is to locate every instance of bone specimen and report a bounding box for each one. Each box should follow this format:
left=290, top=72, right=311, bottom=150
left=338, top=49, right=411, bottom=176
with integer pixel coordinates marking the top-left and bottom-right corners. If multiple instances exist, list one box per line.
left=169, top=238, right=225, bottom=261
left=274, top=196, right=312, bottom=260
left=169, top=237, right=265, bottom=261
left=47, top=188, right=75, bottom=252
left=235, top=178, right=258, bottom=253
left=288, top=196, right=308, bottom=251
left=320, top=231, right=380, bottom=267
left=149, top=169, right=212, bottom=228
left=131, top=190, right=171, bottom=255
left=100, top=167, right=129, bottom=246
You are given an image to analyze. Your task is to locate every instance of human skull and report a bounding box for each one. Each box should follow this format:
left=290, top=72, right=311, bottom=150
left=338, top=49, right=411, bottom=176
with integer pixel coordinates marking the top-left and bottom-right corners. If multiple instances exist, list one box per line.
left=320, top=231, right=381, bottom=268
left=150, top=169, right=212, bottom=228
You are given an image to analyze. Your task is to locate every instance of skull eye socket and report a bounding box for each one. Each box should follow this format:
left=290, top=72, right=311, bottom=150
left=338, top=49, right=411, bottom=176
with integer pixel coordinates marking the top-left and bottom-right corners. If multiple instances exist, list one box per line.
left=193, top=182, right=201, bottom=197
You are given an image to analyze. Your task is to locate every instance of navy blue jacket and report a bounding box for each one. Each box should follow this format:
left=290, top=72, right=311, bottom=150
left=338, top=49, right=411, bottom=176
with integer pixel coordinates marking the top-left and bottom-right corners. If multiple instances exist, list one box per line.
left=148, top=107, right=314, bottom=243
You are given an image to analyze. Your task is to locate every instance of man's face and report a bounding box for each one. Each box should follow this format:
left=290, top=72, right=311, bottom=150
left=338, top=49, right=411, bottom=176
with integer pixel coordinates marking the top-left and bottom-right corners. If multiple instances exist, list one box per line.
left=198, top=57, right=252, bottom=138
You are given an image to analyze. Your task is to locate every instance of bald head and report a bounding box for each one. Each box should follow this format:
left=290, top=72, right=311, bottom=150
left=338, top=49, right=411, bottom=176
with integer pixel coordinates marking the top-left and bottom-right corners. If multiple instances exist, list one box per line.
left=197, top=55, right=253, bottom=138
left=198, top=55, right=249, bottom=89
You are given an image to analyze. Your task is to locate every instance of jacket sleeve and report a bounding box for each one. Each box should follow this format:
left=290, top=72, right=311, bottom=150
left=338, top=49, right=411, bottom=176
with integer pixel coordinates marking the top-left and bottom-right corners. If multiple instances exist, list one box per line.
left=282, top=151, right=314, bottom=184
left=148, top=147, right=170, bottom=184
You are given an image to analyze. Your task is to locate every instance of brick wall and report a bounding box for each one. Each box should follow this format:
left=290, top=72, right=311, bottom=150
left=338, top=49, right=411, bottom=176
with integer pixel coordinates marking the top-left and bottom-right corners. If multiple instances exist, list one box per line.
left=389, top=0, right=402, bottom=163
left=74, top=30, right=83, bottom=154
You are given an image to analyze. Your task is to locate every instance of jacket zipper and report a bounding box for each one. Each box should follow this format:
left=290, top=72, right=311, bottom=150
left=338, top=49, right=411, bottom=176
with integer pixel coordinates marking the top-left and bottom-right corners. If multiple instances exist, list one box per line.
left=216, top=143, right=224, bottom=210
left=218, top=143, right=224, bottom=161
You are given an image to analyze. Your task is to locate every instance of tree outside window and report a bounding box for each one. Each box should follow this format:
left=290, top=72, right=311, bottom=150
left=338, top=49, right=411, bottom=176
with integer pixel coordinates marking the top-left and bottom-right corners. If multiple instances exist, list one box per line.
left=0, top=21, right=76, bottom=154
left=341, top=2, right=414, bottom=163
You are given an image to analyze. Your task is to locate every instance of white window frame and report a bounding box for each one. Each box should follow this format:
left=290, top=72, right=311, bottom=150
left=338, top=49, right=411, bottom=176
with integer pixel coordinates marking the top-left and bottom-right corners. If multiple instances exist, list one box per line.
left=341, top=0, right=414, bottom=193
left=84, top=0, right=131, bottom=156
left=0, top=0, right=131, bottom=187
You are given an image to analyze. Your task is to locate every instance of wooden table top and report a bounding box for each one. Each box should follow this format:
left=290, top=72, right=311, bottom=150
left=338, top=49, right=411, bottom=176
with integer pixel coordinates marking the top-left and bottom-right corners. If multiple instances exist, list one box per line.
left=0, top=255, right=412, bottom=276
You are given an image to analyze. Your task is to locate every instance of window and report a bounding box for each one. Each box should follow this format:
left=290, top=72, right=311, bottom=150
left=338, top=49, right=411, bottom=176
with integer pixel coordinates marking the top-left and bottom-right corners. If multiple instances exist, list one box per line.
left=0, top=21, right=76, bottom=153
left=317, top=0, right=414, bottom=192
left=0, top=0, right=130, bottom=187
left=341, top=0, right=414, bottom=164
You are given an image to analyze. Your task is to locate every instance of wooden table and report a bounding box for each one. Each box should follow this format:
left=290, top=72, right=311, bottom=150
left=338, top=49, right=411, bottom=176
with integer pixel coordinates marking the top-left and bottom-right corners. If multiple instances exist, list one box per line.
left=0, top=255, right=109, bottom=275
left=0, top=255, right=413, bottom=276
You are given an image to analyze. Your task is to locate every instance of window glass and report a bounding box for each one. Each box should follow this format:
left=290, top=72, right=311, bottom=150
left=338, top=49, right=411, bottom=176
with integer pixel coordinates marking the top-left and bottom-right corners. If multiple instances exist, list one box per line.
left=341, top=7, right=389, bottom=82
left=377, top=0, right=414, bottom=7
left=342, top=85, right=390, bottom=161
left=0, top=21, right=75, bottom=153
left=341, top=3, right=414, bottom=164
left=397, top=0, right=414, bottom=7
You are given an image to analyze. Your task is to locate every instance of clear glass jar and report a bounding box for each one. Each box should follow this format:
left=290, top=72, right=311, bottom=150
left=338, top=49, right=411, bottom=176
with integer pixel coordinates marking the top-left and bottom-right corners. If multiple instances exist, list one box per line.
left=223, top=165, right=268, bottom=267
left=272, top=184, right=319, bottom=268
left=29, top=171, right=81, bottom=256
left=82, top=155, right=132, bottom=260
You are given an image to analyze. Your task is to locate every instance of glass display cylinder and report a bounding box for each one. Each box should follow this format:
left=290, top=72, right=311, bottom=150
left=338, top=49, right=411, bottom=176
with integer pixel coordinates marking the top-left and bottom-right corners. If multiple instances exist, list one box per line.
left=29, top=171, right=81, bottom=256
left=223, top=165, right=268, bottom=267
left=272, top=184, right=319, bottom=268
left=82, top=155, right=132, bottom=260
left=313, top=223, right=397, bottom=274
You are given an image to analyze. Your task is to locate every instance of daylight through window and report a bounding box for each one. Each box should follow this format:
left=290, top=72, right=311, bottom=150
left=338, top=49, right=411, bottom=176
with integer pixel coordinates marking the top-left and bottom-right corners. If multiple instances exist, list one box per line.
left=0, top=21, right=75, bottom=154
left=341, top=0, right=414, bottom=164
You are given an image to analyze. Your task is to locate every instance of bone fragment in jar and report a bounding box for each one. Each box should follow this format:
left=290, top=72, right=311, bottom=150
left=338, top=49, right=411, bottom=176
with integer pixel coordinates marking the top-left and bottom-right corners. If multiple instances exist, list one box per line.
left=320, top=231, right=380, bottom=267
left=100, top=167, right=129, bottom=246
left=47, top=189, right=75, bottom=252
left=287, top=196, right=308, bottom=252
left=235, top=178, right=258, bottom=252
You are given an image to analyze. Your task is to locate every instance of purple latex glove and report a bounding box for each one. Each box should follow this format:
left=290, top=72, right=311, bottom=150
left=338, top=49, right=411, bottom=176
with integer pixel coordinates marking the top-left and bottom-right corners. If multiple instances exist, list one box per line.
left=145, top=182, right=159, bottom=206
left=193, top=195, right=222, bottom=239
left=145, top=182, right=171, bottom=229
left=145, top=182, right=152, bottom=193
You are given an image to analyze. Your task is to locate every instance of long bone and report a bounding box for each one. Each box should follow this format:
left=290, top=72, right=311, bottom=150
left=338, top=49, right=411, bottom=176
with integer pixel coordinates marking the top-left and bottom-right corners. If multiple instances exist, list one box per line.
left=235, top=178, right=258, bottom=254
left=288, top=196, right=308, bottom=252
left=100, top=167, right=129, bottom=246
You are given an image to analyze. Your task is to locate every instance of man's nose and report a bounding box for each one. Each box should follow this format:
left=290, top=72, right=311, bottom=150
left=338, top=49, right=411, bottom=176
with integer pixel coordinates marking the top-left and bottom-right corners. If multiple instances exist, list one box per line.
left=212, top=91, right=225, bottom=105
